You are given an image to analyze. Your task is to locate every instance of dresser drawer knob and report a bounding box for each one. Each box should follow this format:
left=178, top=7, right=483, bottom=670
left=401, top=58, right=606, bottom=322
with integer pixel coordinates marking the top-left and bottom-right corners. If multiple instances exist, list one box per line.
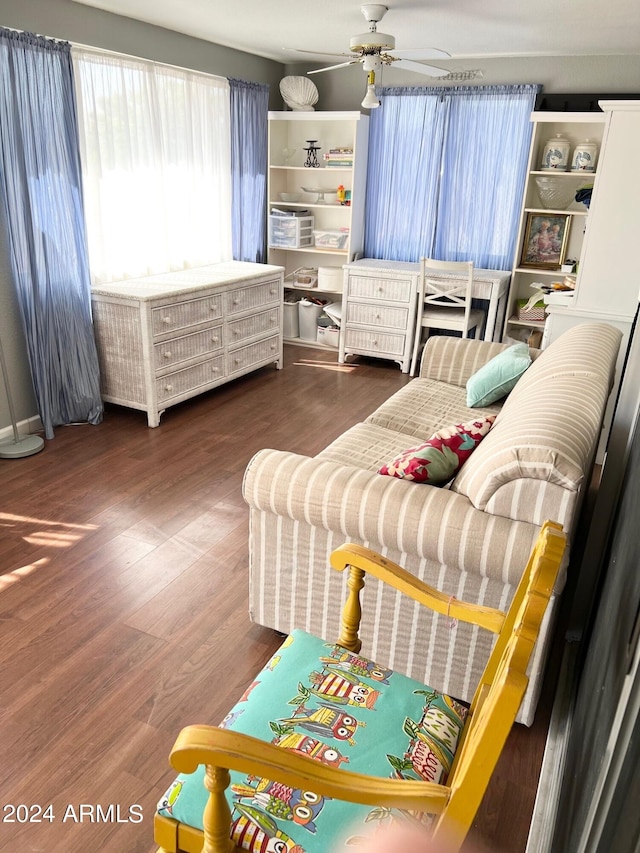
left=211, top=336, right=219, bottom=344
left=234, top=358, right=240, bottom=365
left=233, top=329, right=240, bottom=335
left=212, top=365, right=219, bottom=373
left=162, top=316, right=171, bottom=324
left=210, top=305, right=218, bottom=312
left=233, top=299, right=240, bottom=306
left=165, top=384, right=173, bottom=391
left=270, top=288, right=277, bottom=295
left=163, top=351, right=172, bottom=358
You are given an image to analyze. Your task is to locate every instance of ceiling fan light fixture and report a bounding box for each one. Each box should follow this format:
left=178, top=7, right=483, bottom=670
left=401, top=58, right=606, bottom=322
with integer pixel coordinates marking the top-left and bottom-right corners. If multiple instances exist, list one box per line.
left=361, top=70, right=380, bottom=109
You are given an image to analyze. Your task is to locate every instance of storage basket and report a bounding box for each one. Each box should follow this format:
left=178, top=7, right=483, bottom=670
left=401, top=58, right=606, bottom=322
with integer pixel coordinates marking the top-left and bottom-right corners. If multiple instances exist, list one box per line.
left=517, top=298, right=546, bottom=322
left=317, top=324, right=340, bottom=347
left=313, top=229, right=350, bottom=250
left=290, top=267, right=318, bottom=288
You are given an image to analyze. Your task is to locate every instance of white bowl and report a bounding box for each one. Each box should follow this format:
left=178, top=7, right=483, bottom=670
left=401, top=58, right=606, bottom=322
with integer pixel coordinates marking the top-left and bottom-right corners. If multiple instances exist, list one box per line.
left=279, top=192, right=301, bottom=202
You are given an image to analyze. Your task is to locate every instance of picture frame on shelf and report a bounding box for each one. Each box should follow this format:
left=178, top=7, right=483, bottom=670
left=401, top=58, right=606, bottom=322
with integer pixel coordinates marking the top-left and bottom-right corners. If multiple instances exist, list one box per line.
left=519, top=213, right=571, bottom=270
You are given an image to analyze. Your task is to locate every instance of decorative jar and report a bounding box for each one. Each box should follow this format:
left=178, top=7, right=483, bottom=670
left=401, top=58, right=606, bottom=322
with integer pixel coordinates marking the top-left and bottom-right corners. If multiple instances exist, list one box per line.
left=570, top=139, right=598, bottom=172
left=540, top=134, right=571, bottom=171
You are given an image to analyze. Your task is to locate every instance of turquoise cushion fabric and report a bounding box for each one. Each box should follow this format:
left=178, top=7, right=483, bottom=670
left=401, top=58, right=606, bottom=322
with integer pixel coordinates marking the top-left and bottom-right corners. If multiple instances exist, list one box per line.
left=466, top=342, right=531, bottom=407
left=157, top=629, right=468, bottom=852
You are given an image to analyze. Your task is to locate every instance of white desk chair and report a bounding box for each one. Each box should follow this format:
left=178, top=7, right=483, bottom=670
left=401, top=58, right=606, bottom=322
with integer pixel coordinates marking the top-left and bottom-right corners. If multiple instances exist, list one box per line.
left=410, top=257, right=486, bottom=376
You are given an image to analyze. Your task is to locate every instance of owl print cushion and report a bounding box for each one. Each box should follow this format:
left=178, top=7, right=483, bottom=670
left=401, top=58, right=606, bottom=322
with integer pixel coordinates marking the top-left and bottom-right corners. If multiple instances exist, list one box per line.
left=157, top=630, right=468, bottom=853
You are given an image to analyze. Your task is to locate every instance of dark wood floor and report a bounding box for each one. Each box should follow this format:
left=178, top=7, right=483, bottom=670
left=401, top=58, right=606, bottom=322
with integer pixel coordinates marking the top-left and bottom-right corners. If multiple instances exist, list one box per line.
left=0, top=345, right=570, bottom=853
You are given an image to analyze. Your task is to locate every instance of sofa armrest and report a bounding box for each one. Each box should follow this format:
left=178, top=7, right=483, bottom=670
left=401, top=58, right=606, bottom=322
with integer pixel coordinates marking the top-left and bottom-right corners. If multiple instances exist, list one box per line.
left=243, top=448, right=544, bottom=587
left=419, top=336, right=540, bottom=386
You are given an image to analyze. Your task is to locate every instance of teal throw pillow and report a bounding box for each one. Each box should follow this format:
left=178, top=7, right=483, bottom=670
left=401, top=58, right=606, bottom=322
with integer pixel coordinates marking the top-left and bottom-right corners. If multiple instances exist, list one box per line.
left=466, top=343, right=531, bottom=407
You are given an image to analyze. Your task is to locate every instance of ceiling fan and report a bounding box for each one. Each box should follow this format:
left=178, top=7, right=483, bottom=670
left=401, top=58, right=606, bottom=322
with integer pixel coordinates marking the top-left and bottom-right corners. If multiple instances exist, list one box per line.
left=298, top=4, right=451, bottom=108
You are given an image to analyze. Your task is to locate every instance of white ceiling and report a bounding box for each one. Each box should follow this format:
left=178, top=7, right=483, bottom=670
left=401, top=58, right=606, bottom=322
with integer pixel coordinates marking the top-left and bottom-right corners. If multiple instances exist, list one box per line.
left=71, top=0, right=640, bottom=65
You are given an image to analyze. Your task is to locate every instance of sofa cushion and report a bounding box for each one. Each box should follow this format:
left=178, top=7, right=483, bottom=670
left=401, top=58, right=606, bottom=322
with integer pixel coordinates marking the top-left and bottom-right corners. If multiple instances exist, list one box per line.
left=378, top=415, right=496, bottom=484
left=317, top=422, right=434, bottom=471
left=466, top=343, right=532, bottom=407
left=156, top=630, right=468, bottom=850
left=366, top=377, right=501, bottom=441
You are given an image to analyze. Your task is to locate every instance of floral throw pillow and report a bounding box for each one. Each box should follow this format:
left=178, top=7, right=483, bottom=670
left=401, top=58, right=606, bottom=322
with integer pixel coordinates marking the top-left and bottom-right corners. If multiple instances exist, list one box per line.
left=378, top=415, right=496, bottom=484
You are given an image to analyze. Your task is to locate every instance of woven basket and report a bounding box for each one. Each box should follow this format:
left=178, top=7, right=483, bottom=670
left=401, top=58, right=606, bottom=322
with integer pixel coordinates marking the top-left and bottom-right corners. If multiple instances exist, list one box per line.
left=517, top=299, right=546, bottom=321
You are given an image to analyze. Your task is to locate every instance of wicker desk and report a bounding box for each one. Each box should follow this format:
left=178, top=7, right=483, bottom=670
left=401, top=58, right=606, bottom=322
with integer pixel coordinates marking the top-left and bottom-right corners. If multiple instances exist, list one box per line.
left=341, top=260, right=510, bottom=375
left=91, top=262, right=284, bottom=427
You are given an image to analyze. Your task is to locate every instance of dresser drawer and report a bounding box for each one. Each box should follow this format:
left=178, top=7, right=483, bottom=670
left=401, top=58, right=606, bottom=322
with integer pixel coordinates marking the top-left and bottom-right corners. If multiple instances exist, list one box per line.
left=227, top=307, right=280, bottom=344
left=226, top=279, right=281, bottom=315
left=344, top=328, right=406, bottom=357
left=153, top=325, right=224, bottom=371
left=228, top=335, right=280, bottom=374
left=346, top=302, right=410, bottom=331
left=156, top=355, right=225, bottom=402
left=151, top=294, right=223, bottom=336
left=347, top=274, right=414, bottom=304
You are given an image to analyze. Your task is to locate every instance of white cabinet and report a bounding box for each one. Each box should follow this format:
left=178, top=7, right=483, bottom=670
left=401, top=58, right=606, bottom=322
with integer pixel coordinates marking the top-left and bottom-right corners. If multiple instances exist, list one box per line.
left=572, top=101, right=640, bottom=316
left=267, top=111, right=369, bottom=349
left=91, top=262, right=284, bottom=427
left=340, top=260, right=420, bottom=373
left=503, top=111, right=606, bottom=342
left=542, top=101, right=640, bottom=461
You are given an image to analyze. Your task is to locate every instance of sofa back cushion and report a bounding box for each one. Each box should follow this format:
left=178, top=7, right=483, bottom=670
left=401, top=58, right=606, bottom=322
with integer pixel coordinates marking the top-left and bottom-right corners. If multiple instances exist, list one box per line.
left=420, top=336, right=539, bottom=388
left=450, top=323, right=622, bottom=529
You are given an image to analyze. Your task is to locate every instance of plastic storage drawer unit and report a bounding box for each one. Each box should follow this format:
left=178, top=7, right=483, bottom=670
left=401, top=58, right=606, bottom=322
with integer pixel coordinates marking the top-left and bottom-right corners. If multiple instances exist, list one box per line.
left=268, top=215, right=314, bottom=249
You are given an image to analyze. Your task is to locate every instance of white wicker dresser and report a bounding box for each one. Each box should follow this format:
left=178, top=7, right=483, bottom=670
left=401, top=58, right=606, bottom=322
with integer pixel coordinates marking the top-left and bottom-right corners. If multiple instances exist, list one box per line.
left=90, top=262, right=284, bottom=427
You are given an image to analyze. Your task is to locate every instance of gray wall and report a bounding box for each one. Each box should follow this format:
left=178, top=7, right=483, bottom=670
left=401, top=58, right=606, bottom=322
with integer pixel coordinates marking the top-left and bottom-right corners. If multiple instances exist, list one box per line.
left=292, top=55, right=640, bottom=112
left=1, top=0, right=639, bottom=433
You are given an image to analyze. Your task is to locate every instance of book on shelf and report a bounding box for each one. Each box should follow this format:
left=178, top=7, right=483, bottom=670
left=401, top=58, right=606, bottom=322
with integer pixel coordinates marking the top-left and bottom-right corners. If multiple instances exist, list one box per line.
left=328, top=147, right=353, bottom=154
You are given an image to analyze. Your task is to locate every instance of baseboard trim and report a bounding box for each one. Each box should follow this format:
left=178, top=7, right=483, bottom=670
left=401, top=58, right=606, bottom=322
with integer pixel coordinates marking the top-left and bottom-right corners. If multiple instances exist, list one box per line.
left=526, top=640, right=578, bottom=853
left=0, top=414, right=43, bottom=442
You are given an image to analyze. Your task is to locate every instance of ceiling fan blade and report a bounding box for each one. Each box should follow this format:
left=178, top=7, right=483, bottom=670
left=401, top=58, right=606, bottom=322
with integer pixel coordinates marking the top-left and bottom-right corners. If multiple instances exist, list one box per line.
left=390, top=58, right=449, bottom=77
left=287, top=48, right=355, bottom=58
left=307, top=60, right=360, bottom=75
left=390, top=47, right=451, bottom=60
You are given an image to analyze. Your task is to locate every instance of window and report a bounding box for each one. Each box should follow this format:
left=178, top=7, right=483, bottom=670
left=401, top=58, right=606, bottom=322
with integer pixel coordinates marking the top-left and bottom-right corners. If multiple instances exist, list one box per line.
left=73, top=48, right=232, bottom=283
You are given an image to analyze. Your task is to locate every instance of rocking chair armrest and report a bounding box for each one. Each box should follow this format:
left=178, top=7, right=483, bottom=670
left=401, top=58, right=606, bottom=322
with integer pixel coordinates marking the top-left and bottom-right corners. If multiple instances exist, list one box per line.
left=170, top=724, right=450, bottom=814
left=330, top=543, right=506, bottom=635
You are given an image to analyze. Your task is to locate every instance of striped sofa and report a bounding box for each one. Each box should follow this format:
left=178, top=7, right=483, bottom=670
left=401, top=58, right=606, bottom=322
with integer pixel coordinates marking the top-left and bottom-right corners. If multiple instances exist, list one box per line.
left=242, top=323, right=622, bottom=725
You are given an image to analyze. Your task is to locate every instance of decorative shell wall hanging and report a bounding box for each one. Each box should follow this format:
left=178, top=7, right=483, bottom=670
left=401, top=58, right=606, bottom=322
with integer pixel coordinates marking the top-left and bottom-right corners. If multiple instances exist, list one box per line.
left=279, top=76, right=319, bottom=111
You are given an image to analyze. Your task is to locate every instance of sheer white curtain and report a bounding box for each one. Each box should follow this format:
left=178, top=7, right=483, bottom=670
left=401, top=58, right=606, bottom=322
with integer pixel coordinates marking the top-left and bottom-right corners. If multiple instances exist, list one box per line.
left=72, top=48, right=232, bottom=283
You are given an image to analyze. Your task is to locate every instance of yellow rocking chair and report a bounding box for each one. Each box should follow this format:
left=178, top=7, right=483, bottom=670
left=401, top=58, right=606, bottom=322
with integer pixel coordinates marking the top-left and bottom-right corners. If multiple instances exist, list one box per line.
left=154, top=521, right=565, bottom=853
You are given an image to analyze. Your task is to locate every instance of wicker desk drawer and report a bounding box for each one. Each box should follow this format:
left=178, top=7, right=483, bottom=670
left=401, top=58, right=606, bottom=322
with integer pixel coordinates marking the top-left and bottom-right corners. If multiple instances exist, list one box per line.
left=151, top=295, right=223, bottom=336
left=347, top=274, right=414, bottom=304
left=228, top=335, right=280, bottom=374
left=346, top=302, right=410, bottom=331
left=155, top=355, right=225, bottom=402
left=343, top=328, right=406, bottom=357
left=153, top=325, right=224, bottom=371
left=226, top=279, right=281, bottom=315
left=227, top=307, right=280, bottom=344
